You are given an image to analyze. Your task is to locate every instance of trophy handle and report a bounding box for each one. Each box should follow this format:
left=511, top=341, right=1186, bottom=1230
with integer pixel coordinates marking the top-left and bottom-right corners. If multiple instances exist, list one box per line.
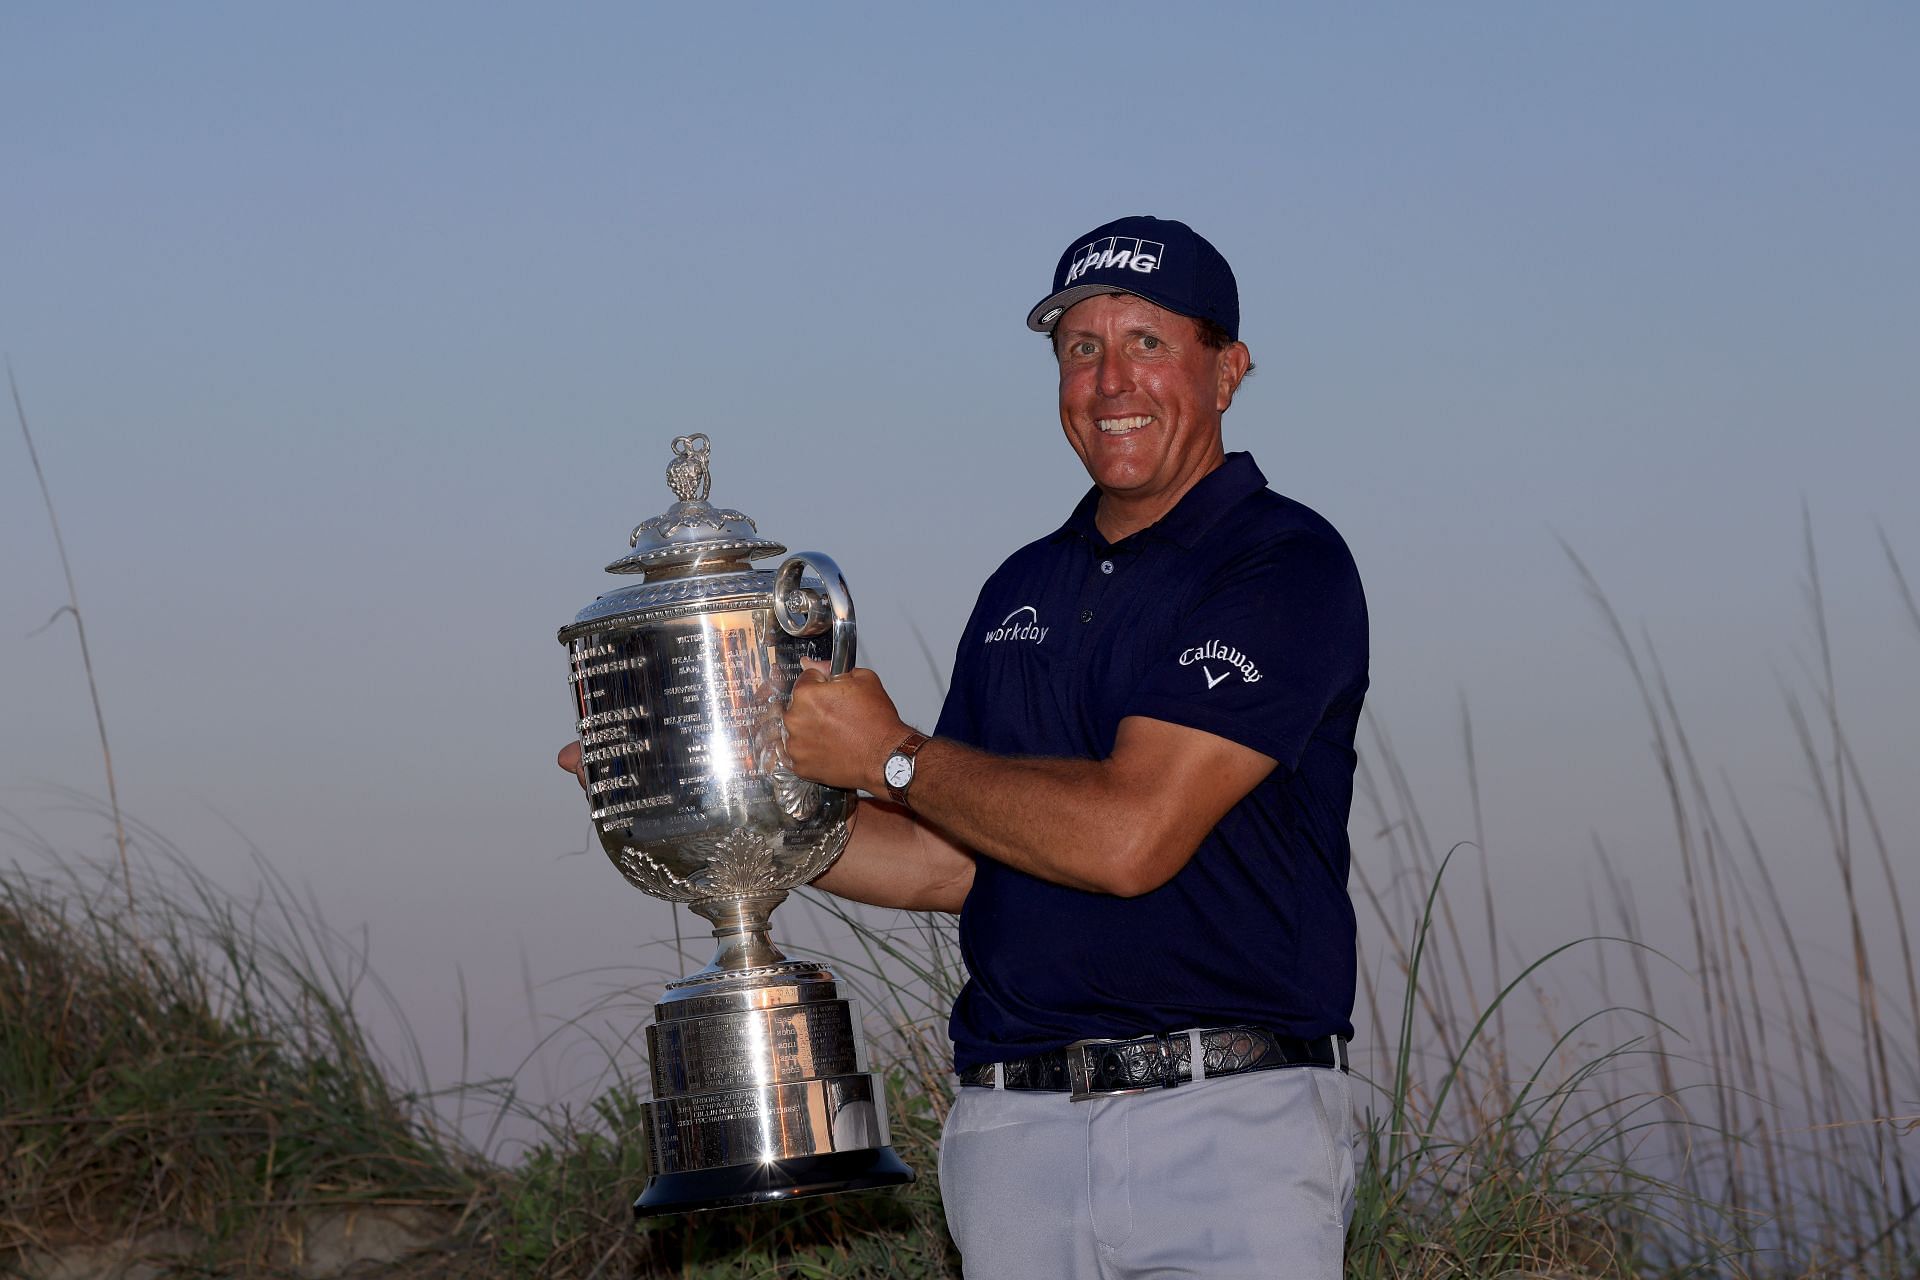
left=773, top=552, right=857, bottom=675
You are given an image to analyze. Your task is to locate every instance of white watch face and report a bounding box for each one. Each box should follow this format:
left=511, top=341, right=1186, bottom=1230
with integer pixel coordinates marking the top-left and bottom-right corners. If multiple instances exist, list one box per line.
left=884, top=753, right=914, bottom=790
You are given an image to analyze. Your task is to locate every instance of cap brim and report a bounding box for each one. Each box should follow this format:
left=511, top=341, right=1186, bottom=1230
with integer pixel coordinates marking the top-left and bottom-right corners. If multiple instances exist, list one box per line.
left=1025, top=284, right=1157, bottom=333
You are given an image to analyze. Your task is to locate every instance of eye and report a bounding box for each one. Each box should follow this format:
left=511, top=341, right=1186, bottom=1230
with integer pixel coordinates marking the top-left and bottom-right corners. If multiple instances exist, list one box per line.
left=1140, top=335, right=1161, bottom=350
left=1072, top=340, right=1098, bottom=357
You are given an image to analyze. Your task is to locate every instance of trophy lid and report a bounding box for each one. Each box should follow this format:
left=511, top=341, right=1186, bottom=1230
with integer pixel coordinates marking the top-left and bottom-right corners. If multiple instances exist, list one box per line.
left=604, top=433, right=786, bottom=575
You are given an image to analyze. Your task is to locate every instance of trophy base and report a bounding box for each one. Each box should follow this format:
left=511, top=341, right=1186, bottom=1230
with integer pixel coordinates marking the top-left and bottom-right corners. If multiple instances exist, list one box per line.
left=633, top=1147, right=914, bottom=1218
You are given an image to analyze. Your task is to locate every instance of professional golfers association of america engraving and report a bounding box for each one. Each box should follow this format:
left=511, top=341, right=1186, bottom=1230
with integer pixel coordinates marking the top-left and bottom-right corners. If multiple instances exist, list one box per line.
left=558, top=433, right=912, bottom=1217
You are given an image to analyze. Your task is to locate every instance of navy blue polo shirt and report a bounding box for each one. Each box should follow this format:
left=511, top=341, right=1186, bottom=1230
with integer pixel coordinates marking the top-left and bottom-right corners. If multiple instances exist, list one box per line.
left=934, top=452, right=1368, bottom=1070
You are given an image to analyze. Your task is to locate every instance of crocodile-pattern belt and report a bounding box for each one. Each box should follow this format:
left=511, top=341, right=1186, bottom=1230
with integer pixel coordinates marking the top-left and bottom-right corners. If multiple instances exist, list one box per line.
left=958, top=1026, right=1346, bottom=1101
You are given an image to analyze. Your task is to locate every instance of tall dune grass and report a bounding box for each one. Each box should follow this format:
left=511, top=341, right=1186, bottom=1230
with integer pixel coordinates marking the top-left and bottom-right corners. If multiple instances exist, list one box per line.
left=1331, top=528, right=1919, bottom=1278
left=0, top=816, right=479, bottom=1268
left=3, top=530, right=1915, bottom=1277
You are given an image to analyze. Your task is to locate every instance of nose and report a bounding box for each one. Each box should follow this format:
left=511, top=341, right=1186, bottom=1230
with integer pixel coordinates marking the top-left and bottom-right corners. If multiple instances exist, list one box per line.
left=1095, top=350, right=1132, bottom=398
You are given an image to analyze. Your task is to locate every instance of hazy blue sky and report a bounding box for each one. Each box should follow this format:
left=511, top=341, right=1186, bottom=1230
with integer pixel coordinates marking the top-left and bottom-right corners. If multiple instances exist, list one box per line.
left=5, top=4, right=1916, bottom=1121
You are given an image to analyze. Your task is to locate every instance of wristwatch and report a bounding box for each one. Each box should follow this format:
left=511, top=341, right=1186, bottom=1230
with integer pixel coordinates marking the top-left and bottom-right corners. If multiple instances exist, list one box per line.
left=882, top=731, right=930, bottom=806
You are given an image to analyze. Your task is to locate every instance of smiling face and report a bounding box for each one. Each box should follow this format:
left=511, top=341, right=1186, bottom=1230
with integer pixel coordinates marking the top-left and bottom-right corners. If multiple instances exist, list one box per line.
left=1053, top=293, right=1251, bottom=541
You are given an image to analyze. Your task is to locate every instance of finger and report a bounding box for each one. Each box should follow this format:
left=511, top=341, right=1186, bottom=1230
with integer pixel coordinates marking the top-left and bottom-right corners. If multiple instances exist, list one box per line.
left=557, top=741, right=587, bottom=788
left=798, top=657, right=831, bottom=677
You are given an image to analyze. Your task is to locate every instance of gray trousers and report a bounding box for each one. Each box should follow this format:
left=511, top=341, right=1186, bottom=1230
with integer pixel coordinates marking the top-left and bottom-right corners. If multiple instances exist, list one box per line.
left=939, top=1064, right=1356, bottom=1279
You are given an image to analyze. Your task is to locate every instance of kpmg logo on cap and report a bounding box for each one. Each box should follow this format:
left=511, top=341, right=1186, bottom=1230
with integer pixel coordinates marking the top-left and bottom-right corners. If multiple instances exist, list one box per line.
left=1064, top=237, right=1164, bottom=286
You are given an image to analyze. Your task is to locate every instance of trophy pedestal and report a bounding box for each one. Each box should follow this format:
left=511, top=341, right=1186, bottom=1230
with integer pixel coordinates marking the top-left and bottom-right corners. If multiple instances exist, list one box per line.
left=635, top=1145, right=914, bottom=1217
left=633, top=956, right=915, bottom=1218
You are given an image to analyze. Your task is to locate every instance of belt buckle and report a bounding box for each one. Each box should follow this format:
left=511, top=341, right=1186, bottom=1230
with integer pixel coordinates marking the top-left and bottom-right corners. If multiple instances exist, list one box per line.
left=1064, top=1034, right=1180, bottom=1103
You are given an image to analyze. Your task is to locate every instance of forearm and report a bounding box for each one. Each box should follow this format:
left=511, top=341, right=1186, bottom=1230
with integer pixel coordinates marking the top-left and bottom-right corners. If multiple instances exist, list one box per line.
left=781, top=669, right=1274, bottom=901
left=906, top=738, right=1161, bottom=896
left=809, top=798, right=975, bottom=914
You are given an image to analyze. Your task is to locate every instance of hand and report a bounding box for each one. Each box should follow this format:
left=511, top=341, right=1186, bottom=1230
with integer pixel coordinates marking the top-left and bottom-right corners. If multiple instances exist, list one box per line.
left=557, top=740, right=586, bottom=790
left=784, top=664, right=913, bottom=793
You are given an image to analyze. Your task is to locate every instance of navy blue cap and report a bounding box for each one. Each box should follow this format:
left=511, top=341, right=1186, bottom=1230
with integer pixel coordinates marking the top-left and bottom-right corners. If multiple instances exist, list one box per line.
left=1026, top=215, right=1239, bottom=341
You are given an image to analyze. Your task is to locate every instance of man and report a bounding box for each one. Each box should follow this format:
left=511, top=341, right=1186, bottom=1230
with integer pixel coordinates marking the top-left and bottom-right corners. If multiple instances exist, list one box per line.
left=565, top=215, right=1368, bottom=1277
left=792, top=211, right=1375, bottom=1278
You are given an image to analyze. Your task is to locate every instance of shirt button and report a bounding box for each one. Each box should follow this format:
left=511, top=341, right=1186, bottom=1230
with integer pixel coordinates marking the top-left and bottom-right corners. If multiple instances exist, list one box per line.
left=1080, top=609, right=1094, bottom=624
left=1099, top=559, right=1114, bottom=575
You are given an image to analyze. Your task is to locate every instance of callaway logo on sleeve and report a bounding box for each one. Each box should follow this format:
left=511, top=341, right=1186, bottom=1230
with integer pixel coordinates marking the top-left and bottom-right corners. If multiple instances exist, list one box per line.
left=1179, top=639, right=1263, bottom=688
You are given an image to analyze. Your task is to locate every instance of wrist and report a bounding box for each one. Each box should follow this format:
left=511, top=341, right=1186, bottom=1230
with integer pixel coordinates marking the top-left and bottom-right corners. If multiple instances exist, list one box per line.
left=880, top=729, right=931, bottom=806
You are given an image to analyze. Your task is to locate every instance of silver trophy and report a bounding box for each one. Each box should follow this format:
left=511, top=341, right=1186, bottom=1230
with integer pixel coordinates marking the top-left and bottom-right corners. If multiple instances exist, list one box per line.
left=558, top=434, right=913, bottom=1217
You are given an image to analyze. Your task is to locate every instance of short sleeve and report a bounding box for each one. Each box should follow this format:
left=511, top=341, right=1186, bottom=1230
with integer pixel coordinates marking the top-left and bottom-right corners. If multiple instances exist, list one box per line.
left=1121, top=533, right=1367, bottom=770
left=933, top=592, right=988, bottom=746
left=933, top=658, right=977, bottom=745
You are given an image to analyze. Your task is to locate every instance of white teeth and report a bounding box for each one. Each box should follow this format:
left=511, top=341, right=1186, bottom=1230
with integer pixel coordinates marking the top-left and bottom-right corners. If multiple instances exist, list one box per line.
left=1097, top=415, right=1153, bottom=434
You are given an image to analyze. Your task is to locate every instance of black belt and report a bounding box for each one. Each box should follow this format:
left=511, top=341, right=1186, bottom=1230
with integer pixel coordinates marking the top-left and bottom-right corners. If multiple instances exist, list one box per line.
left=958, top=1026, right=1347, bottom=1101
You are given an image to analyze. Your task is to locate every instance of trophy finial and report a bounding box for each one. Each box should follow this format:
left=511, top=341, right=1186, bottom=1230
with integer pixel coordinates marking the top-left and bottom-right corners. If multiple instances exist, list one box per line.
left=667, top=433, right=713, bottom=503
left=615, top=432, right=780, bottom=563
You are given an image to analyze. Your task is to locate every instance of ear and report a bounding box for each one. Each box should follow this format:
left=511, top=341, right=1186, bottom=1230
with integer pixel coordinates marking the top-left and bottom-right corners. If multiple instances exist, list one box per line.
left=1215, top=342, right=1252, bottom=413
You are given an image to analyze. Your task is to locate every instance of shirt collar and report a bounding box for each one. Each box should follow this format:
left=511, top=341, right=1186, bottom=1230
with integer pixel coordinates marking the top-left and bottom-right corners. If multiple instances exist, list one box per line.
left=1055, top=452, right=1269, bottom=552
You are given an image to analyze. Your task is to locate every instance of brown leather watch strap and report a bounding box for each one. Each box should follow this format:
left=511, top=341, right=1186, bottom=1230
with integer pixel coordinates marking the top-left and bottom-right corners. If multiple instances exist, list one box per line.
left=884, top=731, right=930, bottom=806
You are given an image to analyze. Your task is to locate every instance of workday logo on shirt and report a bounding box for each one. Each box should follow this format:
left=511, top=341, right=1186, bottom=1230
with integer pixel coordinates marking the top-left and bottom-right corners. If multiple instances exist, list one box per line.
left=1179, top=639, right=1262, bottom=688
left=983, top=605, right=1049, bottom=646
